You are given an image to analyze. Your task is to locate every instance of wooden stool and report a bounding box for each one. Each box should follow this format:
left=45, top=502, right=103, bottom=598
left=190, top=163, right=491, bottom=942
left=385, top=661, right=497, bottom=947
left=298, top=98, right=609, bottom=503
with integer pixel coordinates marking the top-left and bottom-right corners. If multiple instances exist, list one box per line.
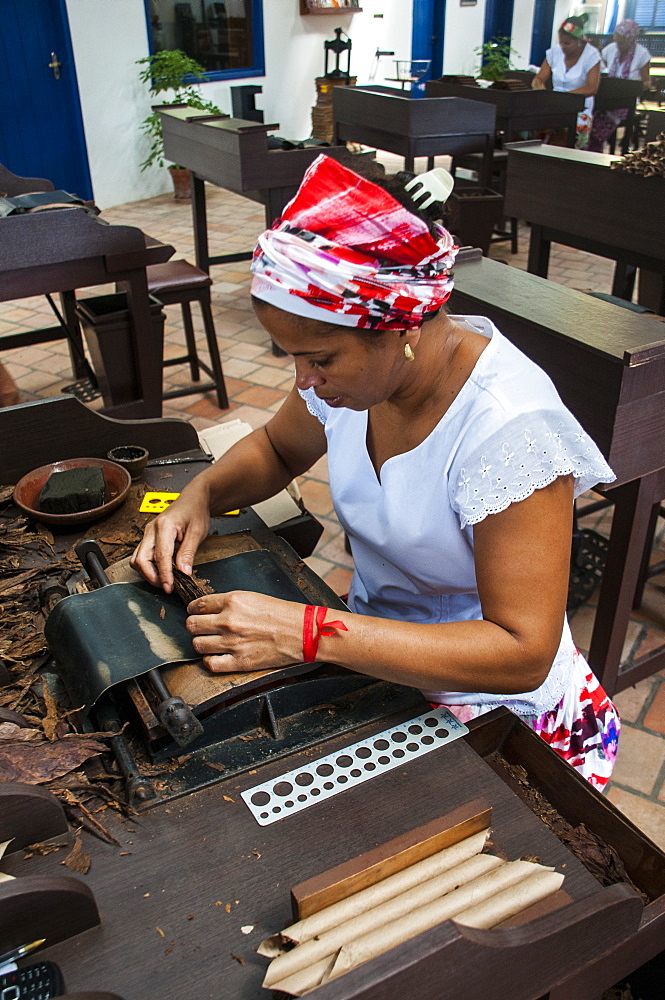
left=145, top=260, right=229, bottom=409
left=451, top=151, right=518, bottom=254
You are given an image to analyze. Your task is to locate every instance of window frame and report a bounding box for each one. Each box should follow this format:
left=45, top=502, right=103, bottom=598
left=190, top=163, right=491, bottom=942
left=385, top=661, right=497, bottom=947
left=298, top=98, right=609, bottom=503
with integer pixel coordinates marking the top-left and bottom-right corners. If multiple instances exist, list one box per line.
left=625, top=0, right=665, bottom=30
left=143, top=0, right=265, bottom=81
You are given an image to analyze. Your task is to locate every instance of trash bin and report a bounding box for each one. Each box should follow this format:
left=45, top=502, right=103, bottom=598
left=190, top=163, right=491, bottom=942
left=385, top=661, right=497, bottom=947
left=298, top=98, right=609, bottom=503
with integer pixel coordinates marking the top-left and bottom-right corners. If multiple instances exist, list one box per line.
left=446, top=185, right=504, bottom=256
left=77, top=292, right=165, bottom=409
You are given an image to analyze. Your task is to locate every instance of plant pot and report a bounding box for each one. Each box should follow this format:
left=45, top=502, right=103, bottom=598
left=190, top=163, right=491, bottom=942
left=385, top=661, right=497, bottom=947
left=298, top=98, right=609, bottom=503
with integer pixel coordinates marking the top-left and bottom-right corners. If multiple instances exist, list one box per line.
left=169, top=166, right=192, bottom=201
left=447, top=185, right=504, bottom=256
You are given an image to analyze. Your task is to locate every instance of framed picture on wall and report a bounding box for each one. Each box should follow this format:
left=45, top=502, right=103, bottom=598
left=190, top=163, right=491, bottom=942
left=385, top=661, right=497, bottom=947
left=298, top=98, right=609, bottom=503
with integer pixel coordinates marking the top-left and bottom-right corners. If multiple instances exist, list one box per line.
left=300, top=0, right=362, bottom=14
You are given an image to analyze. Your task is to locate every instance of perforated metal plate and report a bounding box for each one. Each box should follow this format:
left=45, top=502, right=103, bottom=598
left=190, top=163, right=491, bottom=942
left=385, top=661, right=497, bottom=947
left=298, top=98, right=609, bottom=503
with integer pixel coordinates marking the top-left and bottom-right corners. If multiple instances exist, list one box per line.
left=241, top=707, right=468, bottom=826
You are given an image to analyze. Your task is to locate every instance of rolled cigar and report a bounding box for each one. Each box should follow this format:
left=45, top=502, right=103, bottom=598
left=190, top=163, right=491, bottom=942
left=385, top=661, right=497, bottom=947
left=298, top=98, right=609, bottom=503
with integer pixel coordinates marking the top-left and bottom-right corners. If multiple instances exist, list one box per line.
left=320, top=861, right=556, bottom=988
left=269, top=955, right=336, bottom=997
left=263, top=853, right=504, bottom=988
left=259, top=828, right=489, bottom=957
left=452, top=869, right=564, bottom=928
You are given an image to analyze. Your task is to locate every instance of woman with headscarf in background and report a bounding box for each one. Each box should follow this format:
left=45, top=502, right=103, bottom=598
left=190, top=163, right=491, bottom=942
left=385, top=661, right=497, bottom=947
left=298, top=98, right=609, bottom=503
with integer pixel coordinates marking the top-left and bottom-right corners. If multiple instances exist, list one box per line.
left=132, top=154, right=620, bottom=789
left=588, top=20, right=651, bottom=153
left=532, top=13, right=601, bottom=149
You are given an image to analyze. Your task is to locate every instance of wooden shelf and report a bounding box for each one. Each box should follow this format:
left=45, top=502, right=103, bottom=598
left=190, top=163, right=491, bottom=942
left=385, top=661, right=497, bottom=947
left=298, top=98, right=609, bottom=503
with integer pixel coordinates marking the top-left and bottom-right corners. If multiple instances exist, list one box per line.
left=300, top=1, right=362, bottom=13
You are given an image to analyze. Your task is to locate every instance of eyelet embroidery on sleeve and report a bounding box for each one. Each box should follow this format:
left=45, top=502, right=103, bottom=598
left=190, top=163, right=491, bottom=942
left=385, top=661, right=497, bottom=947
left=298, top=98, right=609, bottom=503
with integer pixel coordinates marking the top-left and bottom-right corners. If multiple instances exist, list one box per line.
left=453, top=414, right=615, bottom=528
left=298, top=387, right=328, bottom=425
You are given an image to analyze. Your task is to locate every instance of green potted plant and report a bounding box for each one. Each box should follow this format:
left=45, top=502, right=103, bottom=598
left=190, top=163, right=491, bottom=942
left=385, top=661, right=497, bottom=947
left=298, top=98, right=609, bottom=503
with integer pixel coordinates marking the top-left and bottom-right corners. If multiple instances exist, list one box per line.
left=137, top=49, right=222, bottom=199
left=474, top=35, right=517, bottom=83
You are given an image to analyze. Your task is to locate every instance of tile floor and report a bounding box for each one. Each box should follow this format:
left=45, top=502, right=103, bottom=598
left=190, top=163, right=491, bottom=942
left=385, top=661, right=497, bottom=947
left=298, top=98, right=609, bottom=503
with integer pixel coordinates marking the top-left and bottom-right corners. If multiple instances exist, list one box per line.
left=1, top=153, right=664, bottom=848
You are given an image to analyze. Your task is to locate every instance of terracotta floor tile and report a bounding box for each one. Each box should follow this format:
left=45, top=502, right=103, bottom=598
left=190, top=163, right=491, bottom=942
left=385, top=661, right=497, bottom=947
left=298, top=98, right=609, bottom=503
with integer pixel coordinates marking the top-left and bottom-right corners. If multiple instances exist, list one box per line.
left=223, top=341, right=266, bottom=361
left=234, top=385, right=287, bottom=409
left=644, top=682, right=665, bottom=735
left=219, top=357, right=260, bottom=380
left=247, top=365, right=293, bottom=389
left=606, top=787, right=665, bottom=850
left=317, top=531, right=355, bottom=570
left=185, top=396, right=228, bottom=420
left=610, top=725, right=665, bottom=795
left=298, top=479, right=335, bottom=517
left=613, top=677, right=658, bottom=725
left=221, top=404, right=272, bottom=429
left=322, top=566, right=354, bottom=599
left=303, top=555, right=335, bottom=580
left=220, top=376, right=253, bottom=398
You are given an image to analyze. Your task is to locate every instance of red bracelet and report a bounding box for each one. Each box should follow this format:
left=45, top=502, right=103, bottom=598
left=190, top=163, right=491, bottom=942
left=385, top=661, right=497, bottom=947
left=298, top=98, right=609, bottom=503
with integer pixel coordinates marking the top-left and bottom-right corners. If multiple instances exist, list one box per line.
left=302, top=605, right=349, bottom=663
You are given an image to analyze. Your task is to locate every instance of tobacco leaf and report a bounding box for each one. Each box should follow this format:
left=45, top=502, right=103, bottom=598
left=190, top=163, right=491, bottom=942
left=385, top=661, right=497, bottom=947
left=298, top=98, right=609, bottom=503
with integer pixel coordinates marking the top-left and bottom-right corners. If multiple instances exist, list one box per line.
left=171, top=564, right=213, bottom=605
left=41, top=679, right=62, bottom=742
left=23, top=841, right=68, bottom=858
left=62, top=834, right=91, bottom=874
left=0, top=723, right=42, bottom=742
left=0, top=736, right=106, bottom=784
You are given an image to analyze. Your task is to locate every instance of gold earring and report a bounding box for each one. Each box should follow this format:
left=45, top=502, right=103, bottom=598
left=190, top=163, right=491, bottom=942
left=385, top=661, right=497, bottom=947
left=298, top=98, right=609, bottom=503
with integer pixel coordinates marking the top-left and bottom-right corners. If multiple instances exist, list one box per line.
left=404, top=343, right=415, bottom=362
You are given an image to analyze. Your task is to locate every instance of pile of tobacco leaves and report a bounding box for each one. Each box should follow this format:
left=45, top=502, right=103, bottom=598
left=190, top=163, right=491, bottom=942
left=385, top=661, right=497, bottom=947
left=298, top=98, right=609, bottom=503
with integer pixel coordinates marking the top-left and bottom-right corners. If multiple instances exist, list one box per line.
left=0, top=486, right=150, bottom=846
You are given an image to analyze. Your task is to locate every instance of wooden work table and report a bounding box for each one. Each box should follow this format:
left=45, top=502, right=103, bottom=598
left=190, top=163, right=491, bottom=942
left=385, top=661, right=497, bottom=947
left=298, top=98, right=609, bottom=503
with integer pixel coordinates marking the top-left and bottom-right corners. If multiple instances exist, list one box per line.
left=450, top=256, right=665, bottom=695
left=1, top=399, right=665, bottom=999
left=158, top=108, right=374, bottom=274
left=332, top=85, right=497, bottom=180
left=503, top=141, right=665, bottom=312
left=0, top=208, right=174, bottom=419
left=425, top=80, right=583, bottom=142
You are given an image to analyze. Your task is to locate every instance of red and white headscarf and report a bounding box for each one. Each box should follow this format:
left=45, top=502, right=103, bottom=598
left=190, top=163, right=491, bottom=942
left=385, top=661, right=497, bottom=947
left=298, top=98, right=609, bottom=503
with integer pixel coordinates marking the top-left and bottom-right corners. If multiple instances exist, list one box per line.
left=251, top=154, right=458, bottom=331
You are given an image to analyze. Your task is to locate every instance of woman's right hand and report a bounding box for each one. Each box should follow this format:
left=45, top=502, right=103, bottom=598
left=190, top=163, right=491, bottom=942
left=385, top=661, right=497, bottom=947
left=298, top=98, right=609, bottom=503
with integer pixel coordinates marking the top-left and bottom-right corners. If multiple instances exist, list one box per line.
left=130, top=487, right=211, bottom=593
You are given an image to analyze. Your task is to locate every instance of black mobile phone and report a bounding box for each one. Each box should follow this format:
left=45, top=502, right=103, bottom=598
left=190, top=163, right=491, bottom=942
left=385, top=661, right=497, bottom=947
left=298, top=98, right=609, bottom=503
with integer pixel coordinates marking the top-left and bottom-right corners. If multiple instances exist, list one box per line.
left=0, top=962, right=63, bottom=1000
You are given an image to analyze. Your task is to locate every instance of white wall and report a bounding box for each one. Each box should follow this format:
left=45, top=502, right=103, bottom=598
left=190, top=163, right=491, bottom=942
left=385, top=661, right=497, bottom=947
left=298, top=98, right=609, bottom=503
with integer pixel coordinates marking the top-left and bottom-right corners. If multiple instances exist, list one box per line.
left=441, top=0, right=538, bottom=76
left=66, top=0, right=171, bottom=209
left=201, top=0, right=412, bottom=140
left=442, top=0, right=487, bottom=76
left=66, top=0, right=411, bottom=209
left=511, top=0, right=537, bottom=68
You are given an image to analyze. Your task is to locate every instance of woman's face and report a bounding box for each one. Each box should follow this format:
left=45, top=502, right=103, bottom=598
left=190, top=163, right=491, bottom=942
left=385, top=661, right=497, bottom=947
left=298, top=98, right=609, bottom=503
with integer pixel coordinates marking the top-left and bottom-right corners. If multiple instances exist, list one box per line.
left=559, top=31, right=584, bottom=55
left=254, top=302, right=414, bottom=411
left=614, top=32, right=632, bottom=54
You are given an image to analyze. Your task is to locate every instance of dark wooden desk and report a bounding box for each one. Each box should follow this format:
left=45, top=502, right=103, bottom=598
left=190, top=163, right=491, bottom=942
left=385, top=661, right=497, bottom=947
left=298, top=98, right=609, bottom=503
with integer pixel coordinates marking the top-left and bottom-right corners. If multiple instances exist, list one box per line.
left=503, top=141, right=665, bottom=312
left=425, top=80, right=583, bottom=143
left=450, top=256, right=665, bottom=695
left=0, top=208, right=174, bottom=419
left=332, top=85, right=497, bottom=180
left=1, top=401, right=665, bottom=999
left=158, top=108, right=374, bottom=274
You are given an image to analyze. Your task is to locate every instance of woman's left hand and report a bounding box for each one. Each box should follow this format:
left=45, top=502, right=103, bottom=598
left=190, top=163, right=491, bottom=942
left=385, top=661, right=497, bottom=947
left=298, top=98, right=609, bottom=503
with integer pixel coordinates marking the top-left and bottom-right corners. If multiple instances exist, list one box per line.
left=186, top=591, right=305, bottom=672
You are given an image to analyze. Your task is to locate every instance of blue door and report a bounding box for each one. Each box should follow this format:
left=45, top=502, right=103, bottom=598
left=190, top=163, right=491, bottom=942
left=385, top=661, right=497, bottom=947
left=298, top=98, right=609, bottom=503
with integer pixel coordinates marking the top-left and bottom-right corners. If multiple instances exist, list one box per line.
left=412, top=0, right=447, bottom=80
left=483, top=0, right=515, bottom=44
left=530, top=0, right=556, bottom=67
left=0, top=0, right=92, bottom=198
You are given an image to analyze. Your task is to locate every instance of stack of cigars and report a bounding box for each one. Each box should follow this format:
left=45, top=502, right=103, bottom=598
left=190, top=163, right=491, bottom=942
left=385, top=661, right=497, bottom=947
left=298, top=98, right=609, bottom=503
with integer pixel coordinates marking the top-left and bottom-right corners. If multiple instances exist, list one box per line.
left=259, top=802, right=564, bottom=995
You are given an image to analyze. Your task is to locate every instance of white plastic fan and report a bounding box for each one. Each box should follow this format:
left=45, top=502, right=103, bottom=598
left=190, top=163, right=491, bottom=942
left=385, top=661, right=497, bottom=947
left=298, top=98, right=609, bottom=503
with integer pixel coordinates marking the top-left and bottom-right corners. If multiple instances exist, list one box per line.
left=404, top=167, right=455, bottom=209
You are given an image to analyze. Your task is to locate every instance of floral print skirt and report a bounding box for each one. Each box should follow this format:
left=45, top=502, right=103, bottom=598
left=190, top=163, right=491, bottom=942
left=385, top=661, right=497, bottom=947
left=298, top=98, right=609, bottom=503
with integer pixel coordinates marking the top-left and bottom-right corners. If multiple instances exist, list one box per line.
left=435, top=649, right=620, bottom=791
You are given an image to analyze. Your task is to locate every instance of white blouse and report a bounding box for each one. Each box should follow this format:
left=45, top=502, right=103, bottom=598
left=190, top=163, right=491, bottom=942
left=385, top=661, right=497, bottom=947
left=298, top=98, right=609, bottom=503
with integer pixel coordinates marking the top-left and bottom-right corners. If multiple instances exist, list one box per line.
left=601, top=42, right=651, bottom=81
left=546, top=42, right=601, bottom=114
left=299, top=316, right=615, bottom=716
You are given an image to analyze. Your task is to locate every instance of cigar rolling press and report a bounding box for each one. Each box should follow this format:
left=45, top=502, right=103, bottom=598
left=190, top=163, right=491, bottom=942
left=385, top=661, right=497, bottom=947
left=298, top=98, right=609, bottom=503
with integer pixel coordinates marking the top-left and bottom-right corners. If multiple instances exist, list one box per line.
left=42, top=535, right=425, bottom=808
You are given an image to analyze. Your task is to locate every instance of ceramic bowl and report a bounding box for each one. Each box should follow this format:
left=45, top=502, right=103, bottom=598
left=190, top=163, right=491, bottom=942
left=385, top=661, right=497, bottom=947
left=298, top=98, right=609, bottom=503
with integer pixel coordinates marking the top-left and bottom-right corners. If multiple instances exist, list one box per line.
left=107, top=445, right=150, bottom=480
left=13, top=457, right=131, bottom=526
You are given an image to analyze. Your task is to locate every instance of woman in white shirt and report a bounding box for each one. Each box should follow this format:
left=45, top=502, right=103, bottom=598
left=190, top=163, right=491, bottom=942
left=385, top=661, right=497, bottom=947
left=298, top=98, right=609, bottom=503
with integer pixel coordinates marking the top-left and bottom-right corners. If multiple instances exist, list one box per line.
left=588, top=19, right=651, bottom=152
left=132, top=155, right=620, bottom=789
left=532, top=13, right=601, bottom=148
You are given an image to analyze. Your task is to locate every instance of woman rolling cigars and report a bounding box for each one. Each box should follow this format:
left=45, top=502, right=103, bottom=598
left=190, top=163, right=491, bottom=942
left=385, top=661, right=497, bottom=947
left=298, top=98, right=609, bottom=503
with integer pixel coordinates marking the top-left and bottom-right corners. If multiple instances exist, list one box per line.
left=132, top=155, right=620, bottom=788
left=532, top=13, right=601, bottom=149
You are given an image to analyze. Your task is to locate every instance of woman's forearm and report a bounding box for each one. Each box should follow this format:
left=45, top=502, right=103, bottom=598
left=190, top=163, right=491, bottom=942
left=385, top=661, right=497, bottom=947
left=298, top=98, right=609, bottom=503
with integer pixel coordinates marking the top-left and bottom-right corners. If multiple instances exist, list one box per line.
left=314, top=611, right=555, bottom=696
